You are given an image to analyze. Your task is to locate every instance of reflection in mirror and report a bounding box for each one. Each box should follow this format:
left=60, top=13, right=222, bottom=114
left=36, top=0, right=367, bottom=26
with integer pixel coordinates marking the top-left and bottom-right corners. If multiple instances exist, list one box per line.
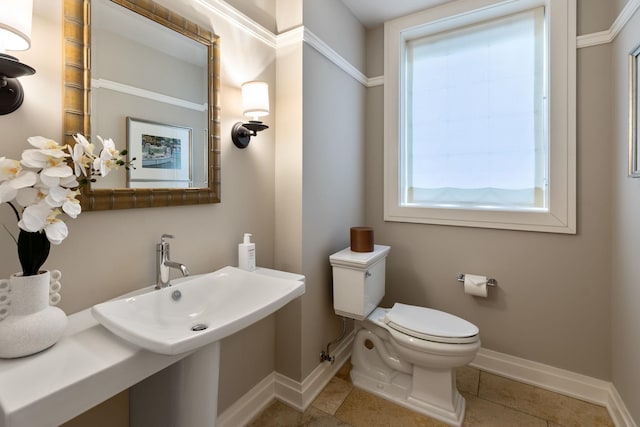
left=63, top=0, right=220, bottom=210
left=91, top=0, right=208, bottom=189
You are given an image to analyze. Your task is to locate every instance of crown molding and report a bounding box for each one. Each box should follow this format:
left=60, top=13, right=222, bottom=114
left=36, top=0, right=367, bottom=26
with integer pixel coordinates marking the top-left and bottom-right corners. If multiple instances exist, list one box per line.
left=194, top=0, right=277, bottom=48
left=302, top=28, right=369, bottom=86
left=207, top=0, right=640, bottom=83
left=577, top=0, right=640, bottom=48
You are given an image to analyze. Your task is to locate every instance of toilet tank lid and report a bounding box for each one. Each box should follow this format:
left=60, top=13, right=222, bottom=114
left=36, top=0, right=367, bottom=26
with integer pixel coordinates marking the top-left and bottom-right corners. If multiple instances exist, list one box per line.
left=329, top=245, right=390, bottom=268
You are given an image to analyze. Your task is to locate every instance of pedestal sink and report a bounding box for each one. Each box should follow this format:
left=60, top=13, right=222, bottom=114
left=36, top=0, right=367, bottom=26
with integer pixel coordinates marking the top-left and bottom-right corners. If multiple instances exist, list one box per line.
left=91, top=266, right=305, bottom=426
left=92, top=266, right=305, bottom=355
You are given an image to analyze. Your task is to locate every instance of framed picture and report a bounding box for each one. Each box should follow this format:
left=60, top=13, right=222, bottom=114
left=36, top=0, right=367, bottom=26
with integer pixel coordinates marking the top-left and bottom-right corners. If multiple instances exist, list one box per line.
left=629, top=44, right=640, bottom=177
left=127, top=117, right=192, bottom=187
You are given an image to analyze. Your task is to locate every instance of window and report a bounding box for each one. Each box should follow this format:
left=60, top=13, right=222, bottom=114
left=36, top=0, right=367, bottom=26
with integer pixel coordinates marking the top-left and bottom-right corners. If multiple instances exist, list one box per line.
left=384, top=0, right=576, bottom=233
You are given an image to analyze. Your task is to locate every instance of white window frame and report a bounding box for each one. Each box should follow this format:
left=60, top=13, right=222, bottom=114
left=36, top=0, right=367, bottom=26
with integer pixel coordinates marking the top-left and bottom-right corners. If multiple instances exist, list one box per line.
left=384, top=0, right=576, bottom=234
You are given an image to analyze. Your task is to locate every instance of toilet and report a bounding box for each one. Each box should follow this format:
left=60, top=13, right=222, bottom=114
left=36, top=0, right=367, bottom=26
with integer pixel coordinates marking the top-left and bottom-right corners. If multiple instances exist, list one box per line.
left=330, top=245, right=480, bottom=427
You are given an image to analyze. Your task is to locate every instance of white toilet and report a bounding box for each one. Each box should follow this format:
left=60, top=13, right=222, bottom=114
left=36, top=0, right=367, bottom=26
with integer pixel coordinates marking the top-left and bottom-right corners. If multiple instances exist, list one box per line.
left=330, top=245, right=480, bottom=427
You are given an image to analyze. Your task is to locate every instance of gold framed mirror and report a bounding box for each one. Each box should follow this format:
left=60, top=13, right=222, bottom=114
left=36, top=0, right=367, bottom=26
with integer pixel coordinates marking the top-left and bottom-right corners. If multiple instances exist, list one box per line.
left=63, top=0, right=220, bottom=210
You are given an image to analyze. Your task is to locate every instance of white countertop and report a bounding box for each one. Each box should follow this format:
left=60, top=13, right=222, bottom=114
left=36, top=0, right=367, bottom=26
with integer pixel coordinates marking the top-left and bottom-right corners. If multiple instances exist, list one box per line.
left=0, top=309, right=188, bottom=427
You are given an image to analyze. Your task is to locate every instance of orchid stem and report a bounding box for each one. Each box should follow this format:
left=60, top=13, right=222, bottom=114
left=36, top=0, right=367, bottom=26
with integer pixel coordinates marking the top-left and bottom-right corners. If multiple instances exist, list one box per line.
left=2, top=224, right=17, bottom=245
left=7, top=202, right=20, bottom=222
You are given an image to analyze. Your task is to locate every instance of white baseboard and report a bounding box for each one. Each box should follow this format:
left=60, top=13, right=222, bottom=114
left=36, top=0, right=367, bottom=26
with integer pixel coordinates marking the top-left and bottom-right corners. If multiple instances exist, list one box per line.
left=215, top=372, right=277, bottom=427
left=218, top=343, right=636, bottom=427
left=274, top=330, right=354, bottom=412
left=471, top=348, right=637, bottom=427
left=606, top=384, right=639, bottom=427
left=216, top=331, right=354, bottom=427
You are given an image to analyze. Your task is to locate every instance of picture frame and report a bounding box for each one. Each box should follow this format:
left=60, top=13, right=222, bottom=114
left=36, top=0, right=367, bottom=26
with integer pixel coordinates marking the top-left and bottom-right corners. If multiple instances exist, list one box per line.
left=127, top=117, right=192, bottom=188
left=629, top=44, right=640, bottom=177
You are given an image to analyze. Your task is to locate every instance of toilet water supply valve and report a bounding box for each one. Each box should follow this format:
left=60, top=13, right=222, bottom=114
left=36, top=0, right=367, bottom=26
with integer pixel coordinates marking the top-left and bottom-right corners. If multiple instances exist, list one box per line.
left=320, top=317, right=347, bottom=364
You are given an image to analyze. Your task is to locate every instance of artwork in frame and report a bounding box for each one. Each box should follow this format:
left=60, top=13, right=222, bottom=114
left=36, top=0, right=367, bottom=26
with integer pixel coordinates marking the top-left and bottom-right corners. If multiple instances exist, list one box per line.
left=629, top=44, right=640, bottom=177
left=127, top=117, right=192, bottom=188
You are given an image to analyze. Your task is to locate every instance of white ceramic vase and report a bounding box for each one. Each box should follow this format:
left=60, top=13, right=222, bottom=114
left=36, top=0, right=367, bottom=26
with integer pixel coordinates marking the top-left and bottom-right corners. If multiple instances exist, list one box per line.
left=0, top=270, right=67, bottom=358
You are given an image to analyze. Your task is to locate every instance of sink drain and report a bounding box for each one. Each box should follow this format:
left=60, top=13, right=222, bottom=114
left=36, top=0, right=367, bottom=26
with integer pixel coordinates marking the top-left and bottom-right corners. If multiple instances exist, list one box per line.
left=191, top=324, right=208, bottom=332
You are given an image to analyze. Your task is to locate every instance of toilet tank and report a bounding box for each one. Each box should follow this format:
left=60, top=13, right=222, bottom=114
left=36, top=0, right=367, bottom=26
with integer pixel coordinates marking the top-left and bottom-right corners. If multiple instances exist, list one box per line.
left=329, top=245, right=390, bottom=320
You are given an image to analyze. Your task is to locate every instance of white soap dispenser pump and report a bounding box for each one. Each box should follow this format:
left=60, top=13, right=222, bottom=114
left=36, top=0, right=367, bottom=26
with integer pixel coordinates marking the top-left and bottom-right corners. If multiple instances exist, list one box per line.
left=238, top=233, right=256, bottom=271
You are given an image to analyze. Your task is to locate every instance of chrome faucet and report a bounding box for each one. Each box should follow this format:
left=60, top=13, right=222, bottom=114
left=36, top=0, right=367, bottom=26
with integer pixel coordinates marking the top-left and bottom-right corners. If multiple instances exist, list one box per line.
left=156, top=234, right=191, bottom=289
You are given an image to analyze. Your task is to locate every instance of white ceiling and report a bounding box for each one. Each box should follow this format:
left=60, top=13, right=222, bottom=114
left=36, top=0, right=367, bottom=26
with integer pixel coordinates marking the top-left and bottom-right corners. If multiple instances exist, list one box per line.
left=341, top=0, right=455, bottom=28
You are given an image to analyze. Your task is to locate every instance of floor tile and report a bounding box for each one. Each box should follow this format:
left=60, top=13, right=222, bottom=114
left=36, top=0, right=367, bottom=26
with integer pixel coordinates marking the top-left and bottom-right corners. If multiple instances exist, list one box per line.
left=462, top=395, right=547, bottom=426
left=456, top=366, right=480, bottom=397
left=335, top=387, right=448, bottom=427
left=312, top=377, right=354, bottom=415
left=301, top=407, right=353, bottom=426
left=478, top=372, right=614, bottom=427
left=248, top=400, right=302, bottom=427
left=335, top=359, right=352, bottom=383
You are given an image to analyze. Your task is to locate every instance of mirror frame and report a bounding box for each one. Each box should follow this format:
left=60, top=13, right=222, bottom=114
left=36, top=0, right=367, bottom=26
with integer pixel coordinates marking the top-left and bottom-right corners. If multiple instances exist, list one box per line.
left=629, top=43, right=640, bottom=177
left=63, top=0, right=221, bottom=210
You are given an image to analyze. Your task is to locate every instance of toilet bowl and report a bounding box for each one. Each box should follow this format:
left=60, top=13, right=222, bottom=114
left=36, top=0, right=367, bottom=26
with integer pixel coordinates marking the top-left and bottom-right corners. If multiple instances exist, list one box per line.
left=351, top=305, right=479, bottom=426
left=330, top=246, right=480, bottom=427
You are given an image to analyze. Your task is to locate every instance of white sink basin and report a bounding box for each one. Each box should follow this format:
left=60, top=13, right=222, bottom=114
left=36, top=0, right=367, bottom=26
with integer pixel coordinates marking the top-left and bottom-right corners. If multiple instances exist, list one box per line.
left=91, top=266, right=305, bottom=355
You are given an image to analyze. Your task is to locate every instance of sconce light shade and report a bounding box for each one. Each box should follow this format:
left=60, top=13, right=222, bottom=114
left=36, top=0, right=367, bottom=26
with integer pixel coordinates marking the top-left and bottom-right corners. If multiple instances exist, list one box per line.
left=241, top=81, right=269, bottom=119
left=232, top=81, right=270, bottom=149
left=0, top=0, right=35, bottom=115
left=0, top=0, right=33, bottom=52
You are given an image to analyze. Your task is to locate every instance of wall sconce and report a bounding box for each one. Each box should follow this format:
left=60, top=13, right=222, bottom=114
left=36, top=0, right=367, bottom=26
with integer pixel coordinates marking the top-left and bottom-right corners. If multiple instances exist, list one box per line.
left=231, top=81, right=269, bottom=149
left=0, top=0, right=35, bottom=115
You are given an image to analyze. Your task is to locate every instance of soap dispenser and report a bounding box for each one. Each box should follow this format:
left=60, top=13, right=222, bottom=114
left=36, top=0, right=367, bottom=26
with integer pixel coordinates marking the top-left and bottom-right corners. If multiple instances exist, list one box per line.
left=238, top=233, right=256, bottom=271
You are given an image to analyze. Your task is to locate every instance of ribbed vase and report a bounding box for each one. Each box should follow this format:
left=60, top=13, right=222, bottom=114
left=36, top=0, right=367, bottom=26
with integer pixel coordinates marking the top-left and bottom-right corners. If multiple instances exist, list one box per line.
left=0, top=270, right=67, bottom=358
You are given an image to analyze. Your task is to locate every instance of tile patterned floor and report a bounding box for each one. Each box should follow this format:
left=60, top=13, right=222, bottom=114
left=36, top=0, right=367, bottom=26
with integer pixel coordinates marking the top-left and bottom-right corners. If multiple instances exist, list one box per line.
left=248, top=360, right=614, bottom=427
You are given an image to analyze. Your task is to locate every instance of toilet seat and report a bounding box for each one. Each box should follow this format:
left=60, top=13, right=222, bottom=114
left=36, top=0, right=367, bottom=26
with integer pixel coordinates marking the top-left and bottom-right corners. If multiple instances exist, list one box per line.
left=384, top=303, right=479, bottom=344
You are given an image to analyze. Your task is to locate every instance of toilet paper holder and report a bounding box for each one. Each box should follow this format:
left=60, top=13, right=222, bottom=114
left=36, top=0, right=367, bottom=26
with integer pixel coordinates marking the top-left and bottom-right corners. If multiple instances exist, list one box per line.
left=456, top=273, right=497, bottom=287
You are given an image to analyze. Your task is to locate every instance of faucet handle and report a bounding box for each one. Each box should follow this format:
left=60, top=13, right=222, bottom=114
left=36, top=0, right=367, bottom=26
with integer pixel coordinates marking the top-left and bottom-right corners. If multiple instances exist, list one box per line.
left=161, top=234, right=174, bottom=243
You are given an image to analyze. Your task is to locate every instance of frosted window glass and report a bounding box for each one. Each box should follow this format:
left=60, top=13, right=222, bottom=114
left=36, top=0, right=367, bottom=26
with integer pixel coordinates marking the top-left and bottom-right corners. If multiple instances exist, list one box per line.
left=404, top=7, right=546, bottom=209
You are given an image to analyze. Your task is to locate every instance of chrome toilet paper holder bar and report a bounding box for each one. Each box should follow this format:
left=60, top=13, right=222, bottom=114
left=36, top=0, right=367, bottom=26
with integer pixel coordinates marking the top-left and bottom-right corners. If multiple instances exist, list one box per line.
left=456, top=273, right=497, bottom=287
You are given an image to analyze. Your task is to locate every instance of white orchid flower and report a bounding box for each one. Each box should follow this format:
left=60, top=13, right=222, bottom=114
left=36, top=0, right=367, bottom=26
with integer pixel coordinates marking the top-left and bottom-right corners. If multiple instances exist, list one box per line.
left=61, top=190, right=81, bottom=218
left=97, top=136, right=118, bottom=157
left=21, top=148, right=73, bottom=183
left=18, top=201, right=51, bottom=232
left=15, top=186, right=43, bottom=207
left=0, top=182, right=17, bottom=204
left=43, top=174, right=79, bottom=208
left=0, top=157, right=20, bottom=182
left=70, top=134, right=95, bottom=177
left=92, top=136, right=123, bottom=177
left=4, top=134, right=128, bottom=251
left=0, top=163, right=38, bottom=203
left=27, top=136, right=65, bottom=151
left=18, top=203, right=69, bottom=245
left=59, top=173, right=79, bottom=189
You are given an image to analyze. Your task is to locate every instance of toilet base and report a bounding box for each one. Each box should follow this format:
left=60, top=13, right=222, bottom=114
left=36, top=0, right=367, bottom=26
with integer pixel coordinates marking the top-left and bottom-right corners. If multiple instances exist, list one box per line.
left=350, top=328, right=468, bottom=427
left=351, top=367, right=465, bottom=427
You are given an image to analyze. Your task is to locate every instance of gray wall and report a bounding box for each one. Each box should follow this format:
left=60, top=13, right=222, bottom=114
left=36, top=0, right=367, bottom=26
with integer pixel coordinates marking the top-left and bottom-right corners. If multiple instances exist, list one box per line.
left=363, top=3, right=614, bottom=380
left=611, top=6, right=640, bottom=422
left=272, top=0, right=367, bottom=382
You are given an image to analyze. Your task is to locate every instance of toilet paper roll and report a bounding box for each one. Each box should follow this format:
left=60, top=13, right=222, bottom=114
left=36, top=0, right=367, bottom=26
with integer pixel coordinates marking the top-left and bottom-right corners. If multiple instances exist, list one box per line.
left=464, top=274, right=488, bottom=297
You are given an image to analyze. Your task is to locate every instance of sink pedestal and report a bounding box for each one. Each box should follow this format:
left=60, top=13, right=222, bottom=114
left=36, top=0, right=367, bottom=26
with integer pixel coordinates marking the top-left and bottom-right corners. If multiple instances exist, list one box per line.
left=131, top=341, right=220, bottom=426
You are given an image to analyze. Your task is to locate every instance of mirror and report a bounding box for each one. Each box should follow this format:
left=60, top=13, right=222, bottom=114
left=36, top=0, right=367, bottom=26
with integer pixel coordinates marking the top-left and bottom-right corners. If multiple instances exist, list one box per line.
left=63, top=0, right=220, bottom=210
